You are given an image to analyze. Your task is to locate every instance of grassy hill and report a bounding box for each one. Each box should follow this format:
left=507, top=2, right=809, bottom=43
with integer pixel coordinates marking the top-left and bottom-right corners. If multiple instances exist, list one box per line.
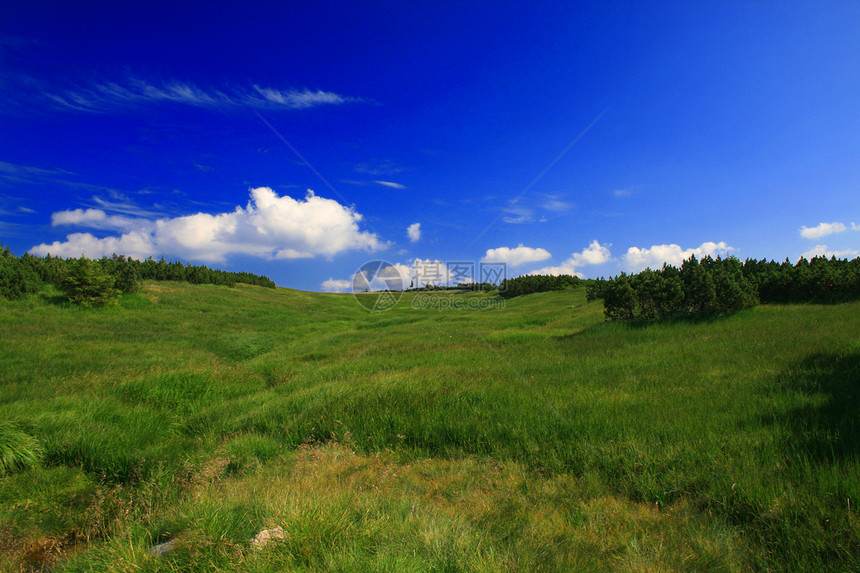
left=1, top=282, right=858, bottom=571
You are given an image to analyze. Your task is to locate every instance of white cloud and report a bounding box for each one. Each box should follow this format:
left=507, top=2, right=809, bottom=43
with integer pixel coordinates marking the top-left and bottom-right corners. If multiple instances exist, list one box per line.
left=47, top=78, right=361, bottom=113
left=51, top=208, right=138, bottom=230
left=251, top=86, right=353, bottom=109
left=527, top=262, right=580, bottom=277
left=613, top=187, right=633, bottom=198
left=800, top=222, right=847, bottom=239
left=407, top=222, right=421, bottom=243
left=800, top=245, right=860, bottom=260
left=528, top=240, right=613, bottom=277
left=502, top=205, right=538, bottom=224
left=540, top=195, right=573, bottom=213
left=375, top=180, right=407, bottom=189
left=500, top=194, right=571, bottom=224
left=622, top=241, right=733, bottom=273
left=30, top=187, right=386, bottom=262
left=30, top=231, right=156, bottom=261
left=321, top=278, right=352, bottom=293
left=852, top=222, right=860, bottom=231
left=570, top=239, right=612, bottom=267
left=482, top=244, right=551, bottom=267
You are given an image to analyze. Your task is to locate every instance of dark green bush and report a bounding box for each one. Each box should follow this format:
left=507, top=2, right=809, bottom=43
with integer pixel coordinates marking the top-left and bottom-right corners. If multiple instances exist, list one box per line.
left=0, top=245, right=43, bottom=300
left=61, top=257, right=119, bottom=307
left=596, top=256, right=759, bottom=321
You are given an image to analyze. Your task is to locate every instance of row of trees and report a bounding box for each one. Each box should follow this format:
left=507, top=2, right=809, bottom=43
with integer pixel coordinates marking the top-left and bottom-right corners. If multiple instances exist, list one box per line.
left=0, top=245, right=276, bottom=305
left=499, top=274, right=581, bottom=298
left=741, top=256, right=860, bottom=304
left=586, top=255, right=860, bottom=321
left=586, top=256, right=757, bottom=320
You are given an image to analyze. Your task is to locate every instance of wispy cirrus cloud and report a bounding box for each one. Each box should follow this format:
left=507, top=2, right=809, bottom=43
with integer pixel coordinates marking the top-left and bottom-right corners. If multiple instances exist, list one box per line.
left=0, top=160, right=74, bottom=185
left=375, top=180, right=407, bottom=190
left=46, top=77, right=363, bottom=113
left=354, top=160, right=404, bottom=176
left=500, top=193, right=573, bottom=224
left=51, top=207, right=140, bottom=230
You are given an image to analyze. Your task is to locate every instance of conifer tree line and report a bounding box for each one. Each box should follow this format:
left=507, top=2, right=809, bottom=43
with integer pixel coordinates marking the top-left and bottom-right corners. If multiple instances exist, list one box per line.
left=0, top=244, right=275, bottom=306
left=498, top=274, right=580, bottom=298
left=586, top=255, right=860, bottom=321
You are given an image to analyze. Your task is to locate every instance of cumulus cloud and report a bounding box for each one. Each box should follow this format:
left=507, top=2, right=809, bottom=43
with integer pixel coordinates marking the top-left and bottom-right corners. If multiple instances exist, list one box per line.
left=31, top=231, right=156, bottom=261
left=47, top=77, right=361, bottom=113
left=800, top=222, right=848, bottom=239
left=482, top=244, right=551, bottom=267
left=30, top=187, right=386, bottom=262
left=622, top=241, right=733, bottom=273
left=800, top=245, right=860, bottom=260
left=407, top=222, right=421, bottom=243
left=570, top=239, right=612, bottom=267
left=528, top=240, right=613, bottom=276
left=321, top=278, right=352, bottom=293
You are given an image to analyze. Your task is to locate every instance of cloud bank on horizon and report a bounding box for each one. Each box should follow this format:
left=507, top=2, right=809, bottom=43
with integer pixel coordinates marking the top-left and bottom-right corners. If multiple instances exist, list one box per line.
left=24, top=177, right=860, bottom=292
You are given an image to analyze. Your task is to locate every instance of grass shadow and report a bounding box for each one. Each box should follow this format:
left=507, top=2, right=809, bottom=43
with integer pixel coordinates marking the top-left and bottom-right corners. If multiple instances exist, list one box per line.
left=621, top=308, right=756, bottom=330
left=773, top=352, right=860, bottom=463
left=37, top=288, right=69, bottom=306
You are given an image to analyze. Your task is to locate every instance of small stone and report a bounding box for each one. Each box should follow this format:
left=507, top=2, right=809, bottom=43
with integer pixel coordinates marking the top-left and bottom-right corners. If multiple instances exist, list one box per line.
left=148, top=538, right=178, bottom=557
left=250, top=526, right=286, bottom=549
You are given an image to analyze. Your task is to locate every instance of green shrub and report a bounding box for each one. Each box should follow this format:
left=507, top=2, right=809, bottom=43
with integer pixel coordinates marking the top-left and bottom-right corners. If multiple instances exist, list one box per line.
left=600, top=256, right=759, bottom=321
left=0, top=245, right=42, bottom=300
left=61, top=257, right=119, bottom=307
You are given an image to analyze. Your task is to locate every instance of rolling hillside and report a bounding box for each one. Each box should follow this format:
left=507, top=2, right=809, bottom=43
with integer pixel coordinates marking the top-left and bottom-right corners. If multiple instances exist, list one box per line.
left=1, top=282, right=858, bottom=571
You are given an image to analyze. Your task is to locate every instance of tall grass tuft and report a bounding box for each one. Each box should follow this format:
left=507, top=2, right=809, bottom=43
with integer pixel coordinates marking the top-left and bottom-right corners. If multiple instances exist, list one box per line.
left=0, top=420, right=44, bottom=473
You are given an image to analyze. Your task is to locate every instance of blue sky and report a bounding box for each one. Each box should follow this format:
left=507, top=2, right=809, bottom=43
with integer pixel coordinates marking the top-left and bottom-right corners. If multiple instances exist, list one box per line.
left=2, top=1, right=859, bottom=291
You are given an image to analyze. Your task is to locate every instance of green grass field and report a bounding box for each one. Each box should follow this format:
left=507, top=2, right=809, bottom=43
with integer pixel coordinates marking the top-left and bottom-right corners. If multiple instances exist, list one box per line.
left=1, top=282, right=858, bottom=571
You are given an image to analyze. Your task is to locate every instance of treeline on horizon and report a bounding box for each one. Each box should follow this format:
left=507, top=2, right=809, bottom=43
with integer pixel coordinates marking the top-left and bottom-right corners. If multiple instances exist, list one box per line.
left=0, top=244, right=276, bottom=304
left=586, top=254, right=860, bottom=321
left=499, top=274, right=581, bottom=298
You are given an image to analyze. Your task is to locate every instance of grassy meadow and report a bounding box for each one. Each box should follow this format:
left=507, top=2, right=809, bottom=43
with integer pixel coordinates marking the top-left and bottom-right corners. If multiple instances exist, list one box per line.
left=1, top=282, right=858, bottom=571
